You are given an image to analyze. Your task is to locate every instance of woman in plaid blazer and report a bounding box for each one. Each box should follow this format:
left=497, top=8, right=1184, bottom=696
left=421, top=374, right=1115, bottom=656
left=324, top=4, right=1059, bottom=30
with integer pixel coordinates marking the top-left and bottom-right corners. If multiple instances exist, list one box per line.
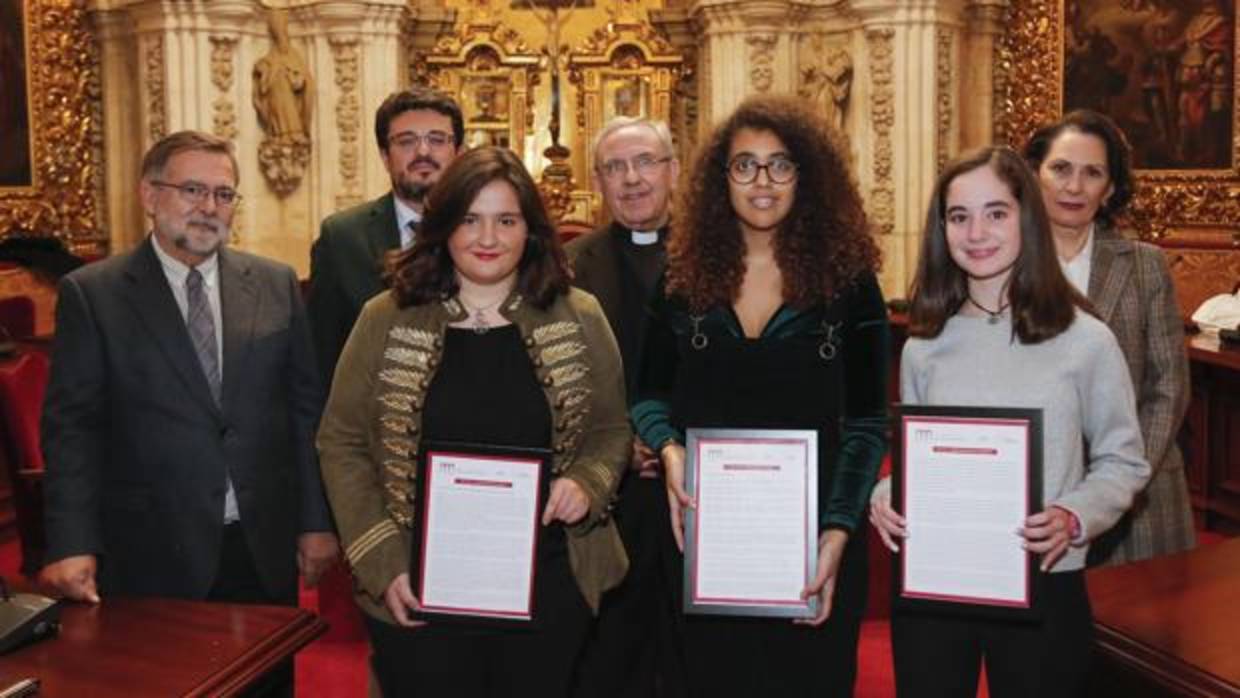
left=1024, top=109, right=1195, bottom=565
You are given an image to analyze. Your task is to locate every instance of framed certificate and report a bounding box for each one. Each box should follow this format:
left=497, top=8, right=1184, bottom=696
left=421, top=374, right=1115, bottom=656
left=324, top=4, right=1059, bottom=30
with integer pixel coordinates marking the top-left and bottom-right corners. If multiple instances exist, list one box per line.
left=683, top=428, right=819, bottom=618
left=410, top=441, right=551, bottom=624
left=892, top=405, right=1044, bottom=619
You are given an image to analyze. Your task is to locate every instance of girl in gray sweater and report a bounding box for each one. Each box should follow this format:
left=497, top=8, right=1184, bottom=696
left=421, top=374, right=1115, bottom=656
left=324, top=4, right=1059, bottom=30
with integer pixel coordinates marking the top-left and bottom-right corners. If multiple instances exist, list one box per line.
left=869, top=146, right=1150, bottom=697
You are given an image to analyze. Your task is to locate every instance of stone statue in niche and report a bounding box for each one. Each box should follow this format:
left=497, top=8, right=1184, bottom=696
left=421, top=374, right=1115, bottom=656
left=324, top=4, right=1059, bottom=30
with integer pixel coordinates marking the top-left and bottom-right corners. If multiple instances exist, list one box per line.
left=799, top=48, right=853, bottom=133
left=253, top=8, right=312, bottom=196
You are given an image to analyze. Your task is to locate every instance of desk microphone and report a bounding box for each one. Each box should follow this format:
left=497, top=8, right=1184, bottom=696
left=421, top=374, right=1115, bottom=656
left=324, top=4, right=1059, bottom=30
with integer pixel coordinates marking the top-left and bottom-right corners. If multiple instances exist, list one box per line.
left=0, top=577, right=60, bottom=655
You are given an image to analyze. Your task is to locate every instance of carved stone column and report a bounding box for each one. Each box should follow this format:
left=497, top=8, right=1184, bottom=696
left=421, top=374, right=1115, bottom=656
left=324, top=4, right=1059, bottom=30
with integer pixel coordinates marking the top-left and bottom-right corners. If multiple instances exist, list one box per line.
left=850, top=0, right=968, bottom=299
left=88, top=0, right=409, bottom=274
left=689, top=0, right=799, bottom=126
left=960, top=0, right=1008, bottom=150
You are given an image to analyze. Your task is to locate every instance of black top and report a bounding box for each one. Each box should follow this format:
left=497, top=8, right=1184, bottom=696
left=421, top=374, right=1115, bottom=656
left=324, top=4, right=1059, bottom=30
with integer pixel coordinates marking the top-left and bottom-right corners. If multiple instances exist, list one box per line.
left=421, top=325, right=560, bottom=559
left=631, top=274, right=891, bottom=533
left=423, top=325, right=552, bottom=450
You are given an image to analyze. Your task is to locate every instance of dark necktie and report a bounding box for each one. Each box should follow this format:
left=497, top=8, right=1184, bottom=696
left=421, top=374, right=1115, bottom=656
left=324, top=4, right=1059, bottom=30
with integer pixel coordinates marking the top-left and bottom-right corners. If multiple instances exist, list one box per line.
left=186, top=268, right=221, bottom=405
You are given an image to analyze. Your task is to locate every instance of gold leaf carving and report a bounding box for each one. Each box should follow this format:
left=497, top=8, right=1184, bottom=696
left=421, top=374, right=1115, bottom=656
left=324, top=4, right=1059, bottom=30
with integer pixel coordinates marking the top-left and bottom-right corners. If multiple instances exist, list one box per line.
left=995, top=0, right=1240, bottom=240
left=330, top=36, right=362, bottom=210
left=935, top=28, right=952, bottom=173
left=867, top=27, right=895, bottom=236
left=0, top=0, right=107, bottom=256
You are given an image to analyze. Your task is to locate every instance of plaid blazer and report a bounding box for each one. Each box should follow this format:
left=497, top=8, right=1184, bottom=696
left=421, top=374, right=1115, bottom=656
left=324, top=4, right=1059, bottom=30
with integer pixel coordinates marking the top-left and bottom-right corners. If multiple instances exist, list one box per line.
left=1086, top=224, right=1195, bottom=566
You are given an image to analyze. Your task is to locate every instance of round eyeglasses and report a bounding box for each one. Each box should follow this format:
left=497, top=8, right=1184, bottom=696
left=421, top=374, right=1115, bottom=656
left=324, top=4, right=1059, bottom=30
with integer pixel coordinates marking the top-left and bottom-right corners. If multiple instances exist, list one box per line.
left=726, top=156, right=798, bottom=185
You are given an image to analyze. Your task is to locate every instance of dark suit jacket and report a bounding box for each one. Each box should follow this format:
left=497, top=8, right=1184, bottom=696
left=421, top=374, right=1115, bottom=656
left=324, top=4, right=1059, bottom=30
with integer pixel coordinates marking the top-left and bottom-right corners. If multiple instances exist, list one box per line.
left=1086, top=225, right=1194, bottom=564
left=41, top=239, right=332, bottom=600
left=307, top=193, right=400, bottom=388
left=566, top=223, right=666, bottom=398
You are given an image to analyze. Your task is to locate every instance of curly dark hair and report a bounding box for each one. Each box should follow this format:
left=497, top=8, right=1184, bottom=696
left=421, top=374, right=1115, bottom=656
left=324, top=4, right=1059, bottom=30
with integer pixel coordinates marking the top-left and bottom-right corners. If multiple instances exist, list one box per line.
left=666, top=95, right=880, bottom=312
left=1023, top=109, right=1135, bottom=226
left=386, top=147, right=570, bottom=309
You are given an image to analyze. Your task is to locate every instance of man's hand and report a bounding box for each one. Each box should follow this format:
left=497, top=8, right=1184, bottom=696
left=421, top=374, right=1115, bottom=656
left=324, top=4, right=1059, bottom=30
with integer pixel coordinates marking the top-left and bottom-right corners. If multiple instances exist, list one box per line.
left=297, top=532, right=341, bottom=587
left=40, top=555, right=100, bottom=603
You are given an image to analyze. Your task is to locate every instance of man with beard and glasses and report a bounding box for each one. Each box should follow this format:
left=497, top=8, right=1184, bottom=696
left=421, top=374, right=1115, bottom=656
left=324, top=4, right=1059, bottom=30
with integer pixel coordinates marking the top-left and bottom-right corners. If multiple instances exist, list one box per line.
left=40, top=131, right=337, bottom=696
left=308, top=87, right=465, bottom=387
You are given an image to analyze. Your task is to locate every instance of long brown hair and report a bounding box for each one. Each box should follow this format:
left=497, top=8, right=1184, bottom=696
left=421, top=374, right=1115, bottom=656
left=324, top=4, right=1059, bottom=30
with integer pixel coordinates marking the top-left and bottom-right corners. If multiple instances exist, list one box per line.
left=666, top=95, right=879, bottom=312
left=909, top=146, right=1091, bottom=343
left=386, top=147, right=570, bottom=308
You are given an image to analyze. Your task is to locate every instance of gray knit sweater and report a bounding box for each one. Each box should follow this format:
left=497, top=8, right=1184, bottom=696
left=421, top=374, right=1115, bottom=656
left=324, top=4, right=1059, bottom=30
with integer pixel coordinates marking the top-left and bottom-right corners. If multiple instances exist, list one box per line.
left=900, top=310, right=1152, bottom=572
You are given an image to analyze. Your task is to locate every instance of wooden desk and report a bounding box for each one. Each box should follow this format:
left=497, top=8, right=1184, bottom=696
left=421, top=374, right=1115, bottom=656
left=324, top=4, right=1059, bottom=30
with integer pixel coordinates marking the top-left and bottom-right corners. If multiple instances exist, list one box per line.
left=1088, top=538, right=1240, bottom=697
left=0, top=598, right=326, bottom=696
left=1181, top=334, right=1240, bottom=533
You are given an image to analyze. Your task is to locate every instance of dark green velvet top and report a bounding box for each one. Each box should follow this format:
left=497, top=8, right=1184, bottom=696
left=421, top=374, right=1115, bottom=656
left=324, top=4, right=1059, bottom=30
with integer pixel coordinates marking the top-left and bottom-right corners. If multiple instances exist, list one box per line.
left=630, top=273, right=891, bottom=533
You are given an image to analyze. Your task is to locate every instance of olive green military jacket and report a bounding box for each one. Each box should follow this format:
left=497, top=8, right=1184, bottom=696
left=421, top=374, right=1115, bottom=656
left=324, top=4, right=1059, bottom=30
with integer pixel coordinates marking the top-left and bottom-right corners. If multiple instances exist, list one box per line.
left=317, top=288, right=631, bottom=624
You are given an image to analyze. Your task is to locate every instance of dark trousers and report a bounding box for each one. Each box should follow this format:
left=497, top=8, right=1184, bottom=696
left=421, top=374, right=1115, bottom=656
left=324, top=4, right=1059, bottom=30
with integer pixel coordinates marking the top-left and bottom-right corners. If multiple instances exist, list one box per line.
left=364, top=544, right=591, bottom=698
left=891, top=570, right=1093, bottom=698
left=208, top=522, right=297, bottom=698
left=574, top=476, right=687, bottom=698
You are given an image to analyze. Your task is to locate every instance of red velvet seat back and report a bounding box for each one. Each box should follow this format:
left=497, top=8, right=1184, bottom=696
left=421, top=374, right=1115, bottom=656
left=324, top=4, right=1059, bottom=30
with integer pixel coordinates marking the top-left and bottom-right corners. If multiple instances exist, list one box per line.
left=0, top=351, right=49, bottom=473
left=0, top=296, right=36, bottom=340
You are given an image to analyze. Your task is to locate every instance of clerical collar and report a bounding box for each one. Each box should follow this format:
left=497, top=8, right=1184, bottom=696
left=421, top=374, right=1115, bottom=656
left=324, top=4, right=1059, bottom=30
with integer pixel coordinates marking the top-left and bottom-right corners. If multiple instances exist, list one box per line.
left=630, top=230, right=659, bottom=246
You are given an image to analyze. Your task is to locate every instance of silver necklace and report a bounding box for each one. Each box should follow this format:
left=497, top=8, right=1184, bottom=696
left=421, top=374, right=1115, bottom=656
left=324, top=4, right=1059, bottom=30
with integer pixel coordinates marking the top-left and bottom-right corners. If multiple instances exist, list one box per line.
left=456, top=295, right=503, bottom=335
left=967, top=295, right=1010, bottom=325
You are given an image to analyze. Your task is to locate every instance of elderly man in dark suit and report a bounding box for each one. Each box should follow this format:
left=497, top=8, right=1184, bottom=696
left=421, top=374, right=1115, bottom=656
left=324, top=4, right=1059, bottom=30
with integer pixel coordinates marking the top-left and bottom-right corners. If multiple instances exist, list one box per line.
left=40, top=131, right=338, bottom=610
left=569, top=117, right=685, bottom=698
left=307, top=87, right=464, bottom=387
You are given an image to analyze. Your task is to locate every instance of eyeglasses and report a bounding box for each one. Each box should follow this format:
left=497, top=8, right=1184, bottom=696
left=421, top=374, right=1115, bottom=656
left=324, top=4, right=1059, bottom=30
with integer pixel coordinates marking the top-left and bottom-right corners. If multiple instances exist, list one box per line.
left=151, top=180, right=242, bottom=207
left=387, top=131, right=454, bottom=151
left=597, top=155, right=673, bottom=180
left=726, top=155, right=798, bottom=185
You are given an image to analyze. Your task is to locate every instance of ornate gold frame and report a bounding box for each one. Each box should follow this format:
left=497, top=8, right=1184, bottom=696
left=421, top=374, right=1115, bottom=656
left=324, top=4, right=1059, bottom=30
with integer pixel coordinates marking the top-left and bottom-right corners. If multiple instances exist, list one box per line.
left=0, top=0, right=106, bottom=256
left=995, top=0, right=1240, bottom=240
left=567, top=20, right=685, bottom=180
left=409, top=17, right=541, bottom=160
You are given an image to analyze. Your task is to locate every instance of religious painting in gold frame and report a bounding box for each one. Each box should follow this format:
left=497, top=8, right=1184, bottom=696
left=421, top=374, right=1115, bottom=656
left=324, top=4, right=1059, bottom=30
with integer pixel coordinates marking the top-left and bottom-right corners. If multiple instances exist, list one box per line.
left=411, top=22, right=540, bottom=160
left=568, top=22, right=684, bottom=186
left=0, top=0, right=105, bottom=255
left=601, top=71, right=651, bottom=123
left=0, top=0, right=34, bottom=191
left=996, top=0, right=1240, bottom=239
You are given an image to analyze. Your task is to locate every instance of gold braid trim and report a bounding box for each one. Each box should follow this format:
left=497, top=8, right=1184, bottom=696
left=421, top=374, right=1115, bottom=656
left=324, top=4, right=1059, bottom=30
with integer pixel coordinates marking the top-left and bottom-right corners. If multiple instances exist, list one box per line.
left=378, top=392, right=416, bottom=413
left=389, top=326, right=437, bottom=350
left=533, top=321, right=580, bottom=345
left=379, top=367, right=425, bottom=391
left=384, top=346, right=433, bottom=371
left=549, top=362, right=589, bottom=387
left=346, top=519, right=400, bottom=565
left=539, top=340, right=586, bottom=366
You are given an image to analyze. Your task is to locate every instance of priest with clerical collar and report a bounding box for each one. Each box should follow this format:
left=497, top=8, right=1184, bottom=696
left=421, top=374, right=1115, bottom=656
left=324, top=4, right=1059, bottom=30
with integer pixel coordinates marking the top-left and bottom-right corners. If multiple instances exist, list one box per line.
left=567, top=116, right=685, bottom=698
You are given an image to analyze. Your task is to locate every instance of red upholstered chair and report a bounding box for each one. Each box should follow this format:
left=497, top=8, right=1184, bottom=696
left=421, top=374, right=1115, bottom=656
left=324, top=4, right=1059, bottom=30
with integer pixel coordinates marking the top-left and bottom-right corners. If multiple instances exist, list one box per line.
left=0, top=350, right=50, bottom=577
left=0, top=295, right=36, bottom=340
left=557, top=220, right=595, bottom=245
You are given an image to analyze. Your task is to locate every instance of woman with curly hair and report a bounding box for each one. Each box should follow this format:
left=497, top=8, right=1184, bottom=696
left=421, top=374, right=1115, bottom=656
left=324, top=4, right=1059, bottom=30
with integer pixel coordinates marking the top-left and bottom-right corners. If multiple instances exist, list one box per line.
left=630, top=95, right=889, bottom=696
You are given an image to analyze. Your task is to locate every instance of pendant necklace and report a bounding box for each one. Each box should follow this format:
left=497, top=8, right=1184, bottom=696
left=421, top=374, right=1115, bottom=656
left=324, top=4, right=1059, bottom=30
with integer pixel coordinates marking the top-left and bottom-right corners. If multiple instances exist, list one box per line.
left=967, top=295, right=1009, bottom=325
left=456, top=295, right=503, bottom=335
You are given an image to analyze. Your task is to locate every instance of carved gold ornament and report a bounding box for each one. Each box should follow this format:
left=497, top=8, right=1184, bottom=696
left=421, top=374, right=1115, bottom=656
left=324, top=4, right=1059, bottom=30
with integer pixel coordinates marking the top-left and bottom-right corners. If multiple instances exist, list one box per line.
left=0, top=0, right=106, bottom=256
left=995, top=0, right=1240, bottom=239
